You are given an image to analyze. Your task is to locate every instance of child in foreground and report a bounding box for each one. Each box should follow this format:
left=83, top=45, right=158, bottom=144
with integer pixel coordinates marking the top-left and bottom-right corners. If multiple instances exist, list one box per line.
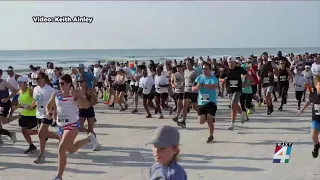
left=147, top=125, right=187, bottom=180
left=298, top=75, right=320, bottom=158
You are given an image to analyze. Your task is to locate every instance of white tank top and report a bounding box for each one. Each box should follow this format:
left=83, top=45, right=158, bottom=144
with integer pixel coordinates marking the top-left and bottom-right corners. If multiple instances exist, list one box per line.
left=55, top=91, right=78, bottom=126
left=7, top=74, right=19, bottom=91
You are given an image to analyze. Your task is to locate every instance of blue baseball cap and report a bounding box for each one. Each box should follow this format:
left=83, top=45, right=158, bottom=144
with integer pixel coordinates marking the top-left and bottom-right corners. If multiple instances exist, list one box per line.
left=17, top=76, right=29, bottom=83
left=77, top=64, right=85, bottom=69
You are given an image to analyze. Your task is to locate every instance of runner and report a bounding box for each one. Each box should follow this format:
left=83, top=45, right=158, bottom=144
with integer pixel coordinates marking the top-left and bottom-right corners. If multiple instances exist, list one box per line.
left=131, top=65, right=144, bottom=113
left=154, top=65, right=173, bottom=119
left=46, top=74, right=99, bottom=180
left=294, top=67, right=305, bottom=110
left=177, top=58, right=198, bottom=128
left=32, top=71, right=60, bottom=164
left=0, top=69, right=18, bottom=144
left=6, top=66, right=21, bottom=117
left=77, top=75, right=100, bottom=151
left=259, top=53, right=279, bottom=115
left=138, top=67, right=157, bottom=118
left=277, top=59, right=292, bottom=111
left=298, top=75, right=320, bottom=158
left=114, top=67, right=129, bottom=111
left=105, top=61, right=117, bottom=107
left=93, top=62, right=104, bottom=98
left=172, top=65, right=185, bottom=122
left=239, top=64, right=254, bottom=121
left=12, top=76, right=38, bottom=153
left=220, top=56, right=247, bottom=130
left=303, top=65, right=313, bottom=101
left=193, top=62, right=218, bottom=143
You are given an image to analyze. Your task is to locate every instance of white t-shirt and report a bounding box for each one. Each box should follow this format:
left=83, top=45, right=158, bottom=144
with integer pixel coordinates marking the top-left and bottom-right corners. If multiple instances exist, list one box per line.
left=122, top=67, right=132, bottom=80
left=45, top=69, right=55, bottom=82
left=139, top=76, right=155, bottom=95
left=311, top=63, right=320, bottom=77
left=93, top=67, right=103, bottom=82
left=31, top=71, right=39, bottom=86
left=33, top=84, right=56, bottom=118
left=303, top=71, right=313, bottom=84
left=294, top=74, right=305, bottom=91
left=154, top=74, right=169, bottom=94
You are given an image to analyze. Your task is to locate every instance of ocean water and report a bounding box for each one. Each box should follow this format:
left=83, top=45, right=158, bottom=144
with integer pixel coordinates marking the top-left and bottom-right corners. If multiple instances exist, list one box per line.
left=1, top=47, right=320, bottom=75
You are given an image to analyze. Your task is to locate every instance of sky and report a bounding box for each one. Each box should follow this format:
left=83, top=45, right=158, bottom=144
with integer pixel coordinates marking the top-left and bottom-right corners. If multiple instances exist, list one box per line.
left=0, top=1, right=319, bottom=50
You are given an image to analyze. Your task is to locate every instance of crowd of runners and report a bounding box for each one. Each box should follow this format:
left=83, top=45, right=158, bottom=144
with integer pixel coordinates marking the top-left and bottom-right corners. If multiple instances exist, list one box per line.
left=0, top=51, right=320, bottom=179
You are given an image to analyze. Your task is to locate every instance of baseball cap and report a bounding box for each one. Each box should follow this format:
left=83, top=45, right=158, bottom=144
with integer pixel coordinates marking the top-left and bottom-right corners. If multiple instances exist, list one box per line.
left=305, top=65, right=311, bottom=68
left=146, top=125, right=180, bottom=148
left=77, top=64, right=85, bottom=69
left=17, top=76, right=28, bottom=83
left=227, top=56, right=236, bottom=63
left=6, top=66, right=14, bottom=71
left=116, top=67, right=122, bottom=71
left=268, top=58, right=273, bottom=62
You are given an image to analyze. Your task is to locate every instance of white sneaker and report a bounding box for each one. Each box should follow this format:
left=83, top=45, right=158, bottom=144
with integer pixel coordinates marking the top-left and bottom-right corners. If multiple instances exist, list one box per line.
left=228, top=123, right=234, bottom=131
left=88, top=133, right=99, bottom=150
left=240, top=112, right=245, bottom=124
left=10, top=132, right=17, bottom=144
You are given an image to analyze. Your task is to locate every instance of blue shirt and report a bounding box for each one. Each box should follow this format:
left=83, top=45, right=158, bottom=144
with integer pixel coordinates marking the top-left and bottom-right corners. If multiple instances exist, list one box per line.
left=195, top=75, right=218, bottom=105
left=76, top=71, right=94, bottom=88
left=194, top=66, right=202, bottom=75
left=149, top=161, right=187, bottom=180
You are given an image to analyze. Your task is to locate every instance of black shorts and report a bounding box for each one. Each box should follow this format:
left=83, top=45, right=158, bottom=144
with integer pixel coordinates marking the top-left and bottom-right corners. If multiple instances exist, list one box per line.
left=131, top=85, right=139, bottom=93
left=198, top=102, right=217, bottom=118
left=116, top=84, right=126, bottom=92
left=251, top=84, right=257, bottom=94
left=96, top=82, right=103, bottom=89
left=143, top=93, right=154, bottom=100
left=38, top=118, right=53, bottom=125
left=183, top=92, right=198, bottom=103
left=79, top=106, right=95, bottom=118
left=155, top=92, right=169, bottom=100
left=112, top=84, right=117, bottom=91
left=19, top=116, right=38, bottom=130
left=174, top=93, right=184, bottom=100
left=0, top=101, right=11, bottom=117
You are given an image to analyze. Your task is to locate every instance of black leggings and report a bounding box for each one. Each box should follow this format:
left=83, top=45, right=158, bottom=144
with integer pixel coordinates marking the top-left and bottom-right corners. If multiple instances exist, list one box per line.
left=296, top=91, right=304, bottom=108
left=279, top=82, right=289, bottom=107
left=240, top=93, right=253, bottom=112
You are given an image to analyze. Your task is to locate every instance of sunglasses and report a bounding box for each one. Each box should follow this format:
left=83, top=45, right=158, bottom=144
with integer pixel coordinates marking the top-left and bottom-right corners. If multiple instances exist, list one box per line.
left=59, top=82, right=66, bottom=86
left=202, top=68, right=210, bottom=70
left=35, top=77, right=43, bottom=80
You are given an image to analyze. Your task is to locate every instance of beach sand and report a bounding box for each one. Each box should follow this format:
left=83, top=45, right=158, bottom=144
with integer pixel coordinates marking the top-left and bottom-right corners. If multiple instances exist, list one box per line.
left=0, top=87, right=320, bottom=180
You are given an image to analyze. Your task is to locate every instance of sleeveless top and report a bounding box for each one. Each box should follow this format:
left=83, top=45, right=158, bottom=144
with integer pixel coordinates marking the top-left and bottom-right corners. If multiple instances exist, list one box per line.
left=278, top=68, right=289, bottom=83
left=0, top=81, right=9, bottom=105
left=19, top=88, right=36, bottom=116
left=55, top=91, right=78, bottom=126
left=173, top=72, right=184, bottom=93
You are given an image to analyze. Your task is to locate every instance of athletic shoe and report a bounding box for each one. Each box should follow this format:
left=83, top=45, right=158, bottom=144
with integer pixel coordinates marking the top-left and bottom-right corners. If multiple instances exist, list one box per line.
left=177, top=121, right=186, bottom=128
left=312, top=144, right=319, bottom=158
left=227, top=123, right=234, bottom=130
left=240, top=112, right=245, bottom=124
left=34, top=155, right=46, bottom=164
left=10, top=132, right=17, bottom=144
left=88, top=133, right=99, bottom=151
left=206, top=136, right=214, bottom=143
left=24, top=145, right=37, bottom=154
left=53, top=176, right=62, bottom=180
left=0, top=135, right=3, bottom=144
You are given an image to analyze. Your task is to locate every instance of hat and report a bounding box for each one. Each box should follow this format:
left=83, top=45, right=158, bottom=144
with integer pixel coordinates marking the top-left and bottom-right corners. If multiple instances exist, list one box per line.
left=146, top=125, right=180, bottom=148
left=116, top=67, right=122, bottom=71
left=6, top=66, right=14, bottom=71
left=227, top=56, right=236, bottom=63
left=17, top=76, right=28, bottom=83
left=77, top=64, right=85, bottom=68
left=305, top=65, right=311, bottom=68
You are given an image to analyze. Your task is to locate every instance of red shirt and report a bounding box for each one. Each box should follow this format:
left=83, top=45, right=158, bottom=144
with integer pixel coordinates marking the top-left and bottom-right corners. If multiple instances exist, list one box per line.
left=248, top=66, right=259, bottom=85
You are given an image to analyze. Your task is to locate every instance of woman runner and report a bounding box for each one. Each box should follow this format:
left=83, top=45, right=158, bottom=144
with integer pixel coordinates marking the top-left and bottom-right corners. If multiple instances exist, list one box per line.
left=46, top=74, right=99, bottom=180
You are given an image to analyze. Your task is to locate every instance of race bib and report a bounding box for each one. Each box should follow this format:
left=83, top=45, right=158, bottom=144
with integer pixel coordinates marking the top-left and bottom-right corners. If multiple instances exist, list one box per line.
left=58, top=114, right=69, bottom=124
left=53, top=84, right=58, bottom=89
left=314, top=104, right=320, bottom=115
left=111, top=76, right=116, bottom=81
left=229, top=80, right=238, bottom=88
left=201, top=94, right=209, bottom=102
left=280, top=76, right=287, bottom=82
left=185, top=86, right=192, bottom=91
left=263, top=77, right=270, bottom=83
left=21, top=104, right=29, bottom=109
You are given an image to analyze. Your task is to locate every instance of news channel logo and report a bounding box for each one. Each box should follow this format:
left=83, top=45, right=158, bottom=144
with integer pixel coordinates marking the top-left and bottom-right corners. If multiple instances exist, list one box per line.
left=273, top=143, right=292, bottom=163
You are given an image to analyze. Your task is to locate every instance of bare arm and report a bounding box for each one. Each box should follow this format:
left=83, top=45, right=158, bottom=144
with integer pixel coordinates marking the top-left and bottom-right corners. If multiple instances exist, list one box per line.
left=46, top=92, right=57, bottom=114
left=4, top=81, right=18, bottom=100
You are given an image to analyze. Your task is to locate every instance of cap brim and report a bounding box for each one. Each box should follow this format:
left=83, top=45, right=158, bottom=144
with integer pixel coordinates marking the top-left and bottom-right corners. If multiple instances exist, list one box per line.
left=17, top=81, right=27, bottom=83
left=145, top=140, right=170, bottom=148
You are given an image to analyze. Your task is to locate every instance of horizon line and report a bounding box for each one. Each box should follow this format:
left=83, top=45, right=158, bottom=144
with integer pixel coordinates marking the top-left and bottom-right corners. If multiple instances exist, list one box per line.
left=0, top=46, right=320, bottom=51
